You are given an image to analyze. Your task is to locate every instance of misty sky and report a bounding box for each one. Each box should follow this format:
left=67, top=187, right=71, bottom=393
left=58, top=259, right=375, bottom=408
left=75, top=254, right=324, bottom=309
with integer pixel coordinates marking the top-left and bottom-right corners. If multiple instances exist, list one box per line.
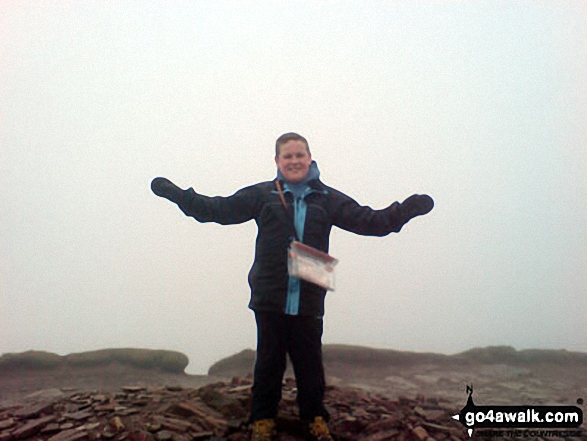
left=1, top=1, right=586, bottom=375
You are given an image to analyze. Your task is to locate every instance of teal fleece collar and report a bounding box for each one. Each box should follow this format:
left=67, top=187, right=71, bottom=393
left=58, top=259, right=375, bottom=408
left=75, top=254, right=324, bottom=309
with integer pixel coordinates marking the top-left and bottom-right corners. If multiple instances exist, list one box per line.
left=276, top=160, right=320, bottom=192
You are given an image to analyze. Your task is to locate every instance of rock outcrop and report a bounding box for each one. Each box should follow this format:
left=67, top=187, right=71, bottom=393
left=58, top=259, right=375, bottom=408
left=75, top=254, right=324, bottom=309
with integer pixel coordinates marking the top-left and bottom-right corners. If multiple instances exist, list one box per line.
left=2, top=346, right=586, bottom=440
left=208, top=345, right=587, bottom=378
left=0, top=350, right=189, bottom=375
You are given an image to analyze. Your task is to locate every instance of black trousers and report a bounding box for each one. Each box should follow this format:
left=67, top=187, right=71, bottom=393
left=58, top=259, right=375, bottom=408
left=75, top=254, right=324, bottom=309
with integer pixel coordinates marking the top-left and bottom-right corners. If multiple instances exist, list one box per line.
left=250, top=311, right=329, bottom=422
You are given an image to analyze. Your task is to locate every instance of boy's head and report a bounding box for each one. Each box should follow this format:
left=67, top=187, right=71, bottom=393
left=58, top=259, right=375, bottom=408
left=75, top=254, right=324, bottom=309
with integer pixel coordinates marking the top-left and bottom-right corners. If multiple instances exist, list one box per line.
left=275, top=132, right=310, bottom=156
left=275, top=132, right=313, bottom=184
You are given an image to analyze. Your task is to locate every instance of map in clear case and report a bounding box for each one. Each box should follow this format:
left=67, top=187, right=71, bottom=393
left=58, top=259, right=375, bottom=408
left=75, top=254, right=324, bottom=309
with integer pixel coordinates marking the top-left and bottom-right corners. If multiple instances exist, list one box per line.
left=288, top=241, right=339, bottom=291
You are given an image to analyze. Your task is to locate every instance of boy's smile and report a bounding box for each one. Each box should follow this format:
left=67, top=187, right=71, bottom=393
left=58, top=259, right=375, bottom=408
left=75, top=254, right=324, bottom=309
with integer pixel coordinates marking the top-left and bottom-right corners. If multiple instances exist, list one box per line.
left=275, top=140, right=312, bottom=184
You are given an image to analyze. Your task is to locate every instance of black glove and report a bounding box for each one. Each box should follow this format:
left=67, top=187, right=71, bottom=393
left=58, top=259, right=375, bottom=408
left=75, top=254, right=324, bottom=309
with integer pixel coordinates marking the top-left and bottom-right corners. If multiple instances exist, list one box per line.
left=151, top=177, right=184, bottom=203
left=400, top=194, right=434, bottom=220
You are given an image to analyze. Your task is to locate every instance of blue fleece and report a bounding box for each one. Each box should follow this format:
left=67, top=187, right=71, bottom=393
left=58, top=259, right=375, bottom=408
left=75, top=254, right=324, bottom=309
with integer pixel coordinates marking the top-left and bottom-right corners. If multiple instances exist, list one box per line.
left=276, top=161, right=321, bottom=315
left=276, top=161, right=320, bottom=192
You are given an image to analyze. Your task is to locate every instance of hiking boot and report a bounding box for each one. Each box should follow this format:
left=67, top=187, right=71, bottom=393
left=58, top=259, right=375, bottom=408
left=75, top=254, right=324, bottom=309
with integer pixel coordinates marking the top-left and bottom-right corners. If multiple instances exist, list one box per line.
left=250, top=418, right=276, bottom=441
left=308, top=416, right=334, bottom=441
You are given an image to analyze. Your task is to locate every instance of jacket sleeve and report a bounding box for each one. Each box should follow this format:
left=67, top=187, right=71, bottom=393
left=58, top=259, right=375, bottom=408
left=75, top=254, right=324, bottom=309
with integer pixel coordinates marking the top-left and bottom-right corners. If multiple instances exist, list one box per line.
left=177, top=184, right=261, bottom=225
left=330, top=188, right=407, bottom=236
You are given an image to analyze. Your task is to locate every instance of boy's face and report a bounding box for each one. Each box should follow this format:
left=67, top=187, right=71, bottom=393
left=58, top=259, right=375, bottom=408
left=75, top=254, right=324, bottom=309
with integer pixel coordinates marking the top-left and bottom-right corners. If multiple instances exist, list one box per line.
left=275, top=140, right=312, bottom=184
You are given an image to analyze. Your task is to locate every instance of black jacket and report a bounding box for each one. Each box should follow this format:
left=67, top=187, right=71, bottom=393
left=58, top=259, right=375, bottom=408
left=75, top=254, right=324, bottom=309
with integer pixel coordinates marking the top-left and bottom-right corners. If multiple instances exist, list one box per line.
left=177, top=178, right=409, bottom=316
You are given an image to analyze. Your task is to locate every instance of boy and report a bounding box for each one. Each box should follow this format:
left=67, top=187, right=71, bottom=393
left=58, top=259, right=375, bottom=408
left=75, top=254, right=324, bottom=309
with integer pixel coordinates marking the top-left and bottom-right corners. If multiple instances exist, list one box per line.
left=151, top=132, right=433, bottom=440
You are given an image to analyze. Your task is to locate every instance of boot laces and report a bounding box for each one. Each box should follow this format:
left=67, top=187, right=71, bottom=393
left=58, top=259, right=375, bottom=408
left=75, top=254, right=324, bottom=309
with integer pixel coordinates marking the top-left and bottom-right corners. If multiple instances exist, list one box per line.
left=251, top=419, right=276, bottom=441
left=309, top=416, right=333, bottom=440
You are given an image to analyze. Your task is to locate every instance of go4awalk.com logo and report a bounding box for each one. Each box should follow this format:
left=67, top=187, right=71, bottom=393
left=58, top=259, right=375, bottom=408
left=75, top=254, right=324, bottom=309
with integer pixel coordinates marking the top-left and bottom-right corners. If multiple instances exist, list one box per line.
left=452, top=385, right=584, bottom=438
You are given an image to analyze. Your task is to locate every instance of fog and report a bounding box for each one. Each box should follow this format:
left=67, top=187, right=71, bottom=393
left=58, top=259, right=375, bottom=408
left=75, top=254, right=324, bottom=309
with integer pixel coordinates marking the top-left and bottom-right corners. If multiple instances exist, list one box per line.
left=1, top=1, right=586, bottom=374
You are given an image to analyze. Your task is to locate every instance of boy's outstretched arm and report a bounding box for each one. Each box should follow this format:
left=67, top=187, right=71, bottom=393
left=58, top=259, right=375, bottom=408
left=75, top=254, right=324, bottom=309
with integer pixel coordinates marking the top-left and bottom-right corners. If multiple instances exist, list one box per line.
left=332, top=190, right=434, bottom=236
left=151, top=176, right=259, bottom=225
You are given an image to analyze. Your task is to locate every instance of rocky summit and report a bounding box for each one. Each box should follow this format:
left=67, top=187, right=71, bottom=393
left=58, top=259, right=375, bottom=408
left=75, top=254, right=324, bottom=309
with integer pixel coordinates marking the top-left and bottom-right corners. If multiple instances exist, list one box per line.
left=1, top=345, right=586, bottom=440
left=0, top=376, right=479, bottom=441
left=2, top=376, right=586, bottom=441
